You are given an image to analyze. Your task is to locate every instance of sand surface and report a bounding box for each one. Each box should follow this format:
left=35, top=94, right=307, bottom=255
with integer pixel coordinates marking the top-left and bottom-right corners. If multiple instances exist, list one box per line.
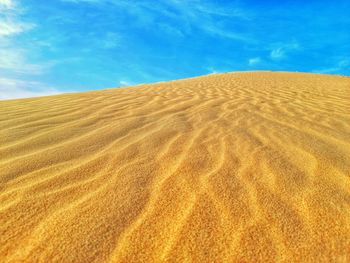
left=0, top=71, right=350, bottom=262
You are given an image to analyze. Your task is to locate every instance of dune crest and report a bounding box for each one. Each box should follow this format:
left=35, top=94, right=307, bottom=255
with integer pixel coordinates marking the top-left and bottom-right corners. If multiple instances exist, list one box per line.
left=1, top=71, right=350, bottom=262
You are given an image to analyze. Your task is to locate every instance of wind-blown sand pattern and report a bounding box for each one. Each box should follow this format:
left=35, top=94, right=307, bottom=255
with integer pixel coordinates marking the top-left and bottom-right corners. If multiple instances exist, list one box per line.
left=1, top=71, right=350, bottom=262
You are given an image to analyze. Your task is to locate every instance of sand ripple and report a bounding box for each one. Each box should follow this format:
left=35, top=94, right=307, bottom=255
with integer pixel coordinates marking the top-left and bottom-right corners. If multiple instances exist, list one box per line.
left=1, top=72, right=350, bottom=262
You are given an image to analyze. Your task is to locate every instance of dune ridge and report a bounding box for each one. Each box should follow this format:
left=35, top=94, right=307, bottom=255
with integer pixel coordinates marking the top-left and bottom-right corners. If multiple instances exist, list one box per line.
left=0, top=71, right=350, bottom=262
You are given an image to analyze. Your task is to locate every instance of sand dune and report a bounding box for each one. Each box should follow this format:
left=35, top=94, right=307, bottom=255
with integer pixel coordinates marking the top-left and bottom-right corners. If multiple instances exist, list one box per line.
left=1, top=71, right=350, bottom=262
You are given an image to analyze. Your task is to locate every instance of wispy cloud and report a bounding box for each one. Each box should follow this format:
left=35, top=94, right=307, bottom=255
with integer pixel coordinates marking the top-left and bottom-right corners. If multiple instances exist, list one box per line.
left=62, top=0, right=252, bottom=42
left=314, top=58, right=350, bottom=74
left=270, top=48, right=285, bottom=60
left=0, top=49, right=51, bottom=74
left=164, top=0, right=252, bottom=41
left=207, top=67, right=220, bottom=74
left=118, top=80, right=134, bottom=86
left=248, top=57, right=261, bottom=66
left=100, top=32, right=121, bottom=49
left=0, top=77, right=60, bottom=100
left=0, top=0, right=40, bottom=73
left=0, top=19, right=34, bottom=36
left=0, top=0, right=14, bottom=9
left=270, top=41, right=300, bottom=60
left=0, top=0, right=61, bottom=100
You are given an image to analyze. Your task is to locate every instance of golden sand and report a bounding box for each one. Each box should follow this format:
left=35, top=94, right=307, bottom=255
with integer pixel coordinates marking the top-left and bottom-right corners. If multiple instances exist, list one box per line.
left=0, top=71, right=350, bottom=262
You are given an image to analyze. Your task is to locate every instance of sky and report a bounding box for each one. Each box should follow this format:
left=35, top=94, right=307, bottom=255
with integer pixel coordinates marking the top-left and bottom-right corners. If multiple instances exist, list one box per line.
left=0, top=0, right=349, bottom=100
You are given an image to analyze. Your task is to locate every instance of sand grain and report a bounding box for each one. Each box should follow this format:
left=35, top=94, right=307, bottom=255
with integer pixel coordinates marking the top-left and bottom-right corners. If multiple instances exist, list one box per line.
left=1, top=72, right=350, bottom=262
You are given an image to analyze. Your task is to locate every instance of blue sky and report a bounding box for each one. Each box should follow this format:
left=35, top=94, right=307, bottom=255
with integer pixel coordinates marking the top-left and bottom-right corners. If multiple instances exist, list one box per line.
left=0, top=0, right=349, bottom=99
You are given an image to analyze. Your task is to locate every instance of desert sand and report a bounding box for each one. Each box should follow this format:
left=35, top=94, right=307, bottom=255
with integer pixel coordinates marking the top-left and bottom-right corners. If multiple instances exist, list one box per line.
left=0, top=71, right=350, bottom=262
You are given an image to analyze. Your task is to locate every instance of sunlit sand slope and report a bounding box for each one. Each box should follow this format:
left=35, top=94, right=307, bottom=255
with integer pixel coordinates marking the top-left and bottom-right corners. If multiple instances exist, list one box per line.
left=1, top=72, right=350, bottom=262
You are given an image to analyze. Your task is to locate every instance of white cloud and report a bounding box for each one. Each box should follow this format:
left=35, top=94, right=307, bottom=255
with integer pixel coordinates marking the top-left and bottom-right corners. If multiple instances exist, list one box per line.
left=0, top=0, right=59, bottom=100
left=0, top=0, right=33, bottom=36
left=61, top=0, right=100, bottom=3
left=209, top=70, right=219, bottom=74
left=248, top=57, right=261, bottom=66
left=270, top=48, right=285, bottom=59
left=338, top=59, right=350, bottom=68
left=0, top=49, right=50, bottom=74
left=314, top=58, right=350, bottom=74
left=0, top=0, right=14, bottom=9
left=0, top=1, right=37, bottom=72
left=0, top=20, right=34, bottom=36
left=270, top=41, right=300, bottom=60
left=62, top=0, right=252, bottom=42
left=158, top=23, right=184, bottom=38
left=101, top=32, right=120, bottom=49
left=0, top=78, right=61, bottom=100
left=159, top=1, right=252, bottom=41
left=119, top=80, right=133, bottom=86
